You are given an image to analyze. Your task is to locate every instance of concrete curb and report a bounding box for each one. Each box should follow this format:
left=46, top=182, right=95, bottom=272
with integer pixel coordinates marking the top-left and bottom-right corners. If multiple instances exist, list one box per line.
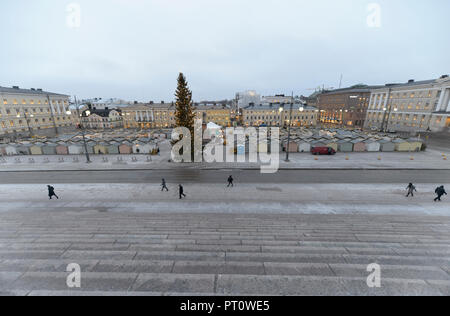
left=1, top=167, right=450, bottom=172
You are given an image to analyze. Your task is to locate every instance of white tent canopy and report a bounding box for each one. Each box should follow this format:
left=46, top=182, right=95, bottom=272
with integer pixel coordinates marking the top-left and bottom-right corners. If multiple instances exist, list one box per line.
left=207, top=122, right=222, bottom=129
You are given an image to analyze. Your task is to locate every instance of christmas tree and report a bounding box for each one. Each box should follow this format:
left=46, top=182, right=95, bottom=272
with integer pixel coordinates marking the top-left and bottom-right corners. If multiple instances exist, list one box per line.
left=174, top=73, right=195, bottom=134
left=173, top=73, right=196, bottom=159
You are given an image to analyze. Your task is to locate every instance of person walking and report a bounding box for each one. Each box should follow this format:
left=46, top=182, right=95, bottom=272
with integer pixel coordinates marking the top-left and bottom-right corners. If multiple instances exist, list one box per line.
left=227, top=175, right=234, bottom=188
left=406, top=183, right=417, bottom=197
left=434, top=186, right=447, bottom=202
left=179, top=184, right=186, bottom=199
left=47, top=185, right=59, bottom=200
left=161, top=178, right=169, bottom=192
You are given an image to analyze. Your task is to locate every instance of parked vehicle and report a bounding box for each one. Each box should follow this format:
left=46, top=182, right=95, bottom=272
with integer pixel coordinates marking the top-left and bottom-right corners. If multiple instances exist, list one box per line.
left=311, top=146, right=336, bottom=155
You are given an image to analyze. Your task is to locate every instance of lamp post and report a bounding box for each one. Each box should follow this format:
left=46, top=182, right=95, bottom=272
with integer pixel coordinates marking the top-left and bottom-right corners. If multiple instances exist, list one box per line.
left=381, top=88, right=392, bottom=133
left=17, top=108, right=33, bottom=138
left=278, top=105, right=284, bottom=128
left=46, top=94, right=59, bottom=136
left=285, top=94, right=295, bottom=162
left=73, top=96, right=91, bottom=163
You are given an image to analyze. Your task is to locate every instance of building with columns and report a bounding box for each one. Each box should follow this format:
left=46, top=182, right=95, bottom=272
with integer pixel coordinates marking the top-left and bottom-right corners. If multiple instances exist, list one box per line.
left=364, top=76, right=450, bottom=133
left=0, top=85, right=74, bottom=138
left=121, top=103, right=176, bottom=129
left=242, top=103, right=318, bottom=127
left=121, top=103, right=232, bottom=129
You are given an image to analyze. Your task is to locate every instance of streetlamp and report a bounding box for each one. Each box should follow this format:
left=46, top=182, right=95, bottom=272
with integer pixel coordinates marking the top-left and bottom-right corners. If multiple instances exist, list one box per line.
left=278, top=106, right=284, bottom=127
left=46, top=94, right=59, bottom=136
left=285, top=95, right=294, bottom=162
left=17, top=109, right=33, bottom=138
left=74, top=96, right=91, bottom=163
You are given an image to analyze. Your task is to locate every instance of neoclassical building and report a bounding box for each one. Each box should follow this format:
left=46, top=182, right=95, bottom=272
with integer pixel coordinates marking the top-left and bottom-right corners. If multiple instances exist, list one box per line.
left=121, top=103, right=176, bottom=129
left=81, top=108, right=123, bottom=129
left=121, top=103, right=232, bottom=129
left=0, top=86, right=73, bottom=138
left=365, top=76, right=450, bottom=133
left=242, top=103, right=318, bottom=127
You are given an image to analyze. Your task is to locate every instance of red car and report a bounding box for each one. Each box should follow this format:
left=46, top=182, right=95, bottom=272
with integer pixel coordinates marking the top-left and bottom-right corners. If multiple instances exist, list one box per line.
left=311, top=146, right=336, bottom=155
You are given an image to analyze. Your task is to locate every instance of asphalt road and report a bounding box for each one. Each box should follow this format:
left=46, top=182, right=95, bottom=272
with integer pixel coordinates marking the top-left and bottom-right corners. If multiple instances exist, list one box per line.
left=0, top=169, right=449, bottom=184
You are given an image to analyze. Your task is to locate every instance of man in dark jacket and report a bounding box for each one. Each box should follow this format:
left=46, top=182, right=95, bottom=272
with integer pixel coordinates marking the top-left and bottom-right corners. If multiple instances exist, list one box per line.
left=161, top=178, right=169, bottom=192
left=406, top=183, right=417, bottom=197
left=47, top=185, right=59, bottom=200
left=434, top=186, right=447, bottom=202
left=227, top=175, right=234, bottom=187
left=179, top=184, right=186, bottom=199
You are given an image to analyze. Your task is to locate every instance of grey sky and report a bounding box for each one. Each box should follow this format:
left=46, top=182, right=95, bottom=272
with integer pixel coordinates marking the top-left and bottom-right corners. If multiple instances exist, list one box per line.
left=1, top=0, right=449, bottom=102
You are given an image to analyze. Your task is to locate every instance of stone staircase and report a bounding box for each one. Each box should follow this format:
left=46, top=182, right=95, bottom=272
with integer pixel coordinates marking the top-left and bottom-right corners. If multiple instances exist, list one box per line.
left=0, top=212, right=449, bottom=296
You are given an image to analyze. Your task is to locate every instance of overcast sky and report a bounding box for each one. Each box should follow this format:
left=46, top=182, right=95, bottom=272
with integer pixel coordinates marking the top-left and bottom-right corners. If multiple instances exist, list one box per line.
left=1, top=0, right=449, bottom=102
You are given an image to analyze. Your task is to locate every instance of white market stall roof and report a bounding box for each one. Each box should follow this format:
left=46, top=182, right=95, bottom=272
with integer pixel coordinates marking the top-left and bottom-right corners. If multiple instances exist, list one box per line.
left=207, top=122, right=222, bottom=129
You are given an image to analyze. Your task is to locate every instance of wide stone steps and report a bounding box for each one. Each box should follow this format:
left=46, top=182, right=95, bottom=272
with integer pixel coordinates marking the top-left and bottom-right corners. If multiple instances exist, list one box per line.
left=0, top=259, right=448, bottom=280
left=1, top=271, right=448, bottom=296
left=0, top=212, right=449, bottom=296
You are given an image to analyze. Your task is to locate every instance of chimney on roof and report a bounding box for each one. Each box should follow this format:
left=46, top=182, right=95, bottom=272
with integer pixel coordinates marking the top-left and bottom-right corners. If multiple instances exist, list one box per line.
left=408, top=79, right=415, bottom=83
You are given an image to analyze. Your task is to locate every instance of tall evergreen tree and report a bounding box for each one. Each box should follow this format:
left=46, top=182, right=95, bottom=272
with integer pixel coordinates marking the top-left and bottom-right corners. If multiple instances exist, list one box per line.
left=174, top=73, right=195, bottom=134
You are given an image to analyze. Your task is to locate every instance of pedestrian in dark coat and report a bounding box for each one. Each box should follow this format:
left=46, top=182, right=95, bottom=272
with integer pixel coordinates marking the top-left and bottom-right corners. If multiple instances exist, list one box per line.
left=179, top=185, right=186, bottom=199
left=227, top=175, right=234, bottom=187
left=47, top=185, right=59, bottom=200
left=434, top=186, right=447, bottom=202
left=161, top=178, right=169, bottom=192
left=406, top=183, right=417, bottom=197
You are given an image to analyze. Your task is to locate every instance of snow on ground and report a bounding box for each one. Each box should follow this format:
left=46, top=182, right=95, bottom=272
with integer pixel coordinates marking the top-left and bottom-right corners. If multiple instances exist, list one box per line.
left=0, top=149, right=449, bottom=171
left=0, top=183, right=449, bottom=216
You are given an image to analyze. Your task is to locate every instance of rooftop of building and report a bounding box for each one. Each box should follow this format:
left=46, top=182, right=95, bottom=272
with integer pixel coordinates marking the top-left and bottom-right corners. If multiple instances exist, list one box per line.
left=120, top=103, right=175, bottom=111
left=0, top=86, right=69, bottom=97
left=82, top=108, right=122, bottom=118
left=243, top=103, right=318, bottom=111
left=321, top=75, right=450, bottom=95
left=194, top=104, right=231, bottom=111
left=320, top=85, right=385, bottom=96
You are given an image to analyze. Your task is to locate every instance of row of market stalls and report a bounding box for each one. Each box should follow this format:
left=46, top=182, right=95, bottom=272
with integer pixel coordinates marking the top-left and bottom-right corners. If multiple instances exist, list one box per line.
left=0, top=128, right=170, bottom=156
left=279, top=128, right=424, bottom=153
left=0, top=139, right=160, bottom=156
left=223, top=128, right=424, bottom=154
left=281, top=137, right=423, bottom=153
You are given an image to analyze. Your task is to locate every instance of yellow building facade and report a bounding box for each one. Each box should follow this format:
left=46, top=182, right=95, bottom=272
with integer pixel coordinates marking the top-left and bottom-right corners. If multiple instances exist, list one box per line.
left=0, top=86, right=73, bottom=137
